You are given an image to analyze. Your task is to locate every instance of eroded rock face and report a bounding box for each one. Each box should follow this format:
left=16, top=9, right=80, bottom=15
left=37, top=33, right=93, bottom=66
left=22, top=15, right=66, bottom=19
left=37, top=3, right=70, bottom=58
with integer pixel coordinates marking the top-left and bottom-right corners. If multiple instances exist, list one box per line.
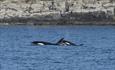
left=0, top=0, right=115, bottom=23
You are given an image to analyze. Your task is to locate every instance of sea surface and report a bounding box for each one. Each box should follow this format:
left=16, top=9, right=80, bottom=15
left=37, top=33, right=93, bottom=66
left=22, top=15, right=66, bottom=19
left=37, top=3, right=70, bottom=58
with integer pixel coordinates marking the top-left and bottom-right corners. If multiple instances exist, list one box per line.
left=0, top=25, right=115, bottom=70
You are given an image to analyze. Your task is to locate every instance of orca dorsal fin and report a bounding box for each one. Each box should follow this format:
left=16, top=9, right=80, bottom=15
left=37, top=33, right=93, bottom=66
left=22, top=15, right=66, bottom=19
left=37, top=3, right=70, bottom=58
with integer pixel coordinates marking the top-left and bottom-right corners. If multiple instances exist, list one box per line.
left=56, top=38, right=64, bottom=44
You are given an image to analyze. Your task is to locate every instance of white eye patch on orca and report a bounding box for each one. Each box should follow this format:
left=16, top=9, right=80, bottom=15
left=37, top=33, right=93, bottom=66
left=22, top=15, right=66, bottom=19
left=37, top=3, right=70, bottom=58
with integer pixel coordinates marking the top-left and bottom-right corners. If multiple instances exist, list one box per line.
left=65, top=42, right=70, bottom=45
left=37, top=43, right=44, bottom=45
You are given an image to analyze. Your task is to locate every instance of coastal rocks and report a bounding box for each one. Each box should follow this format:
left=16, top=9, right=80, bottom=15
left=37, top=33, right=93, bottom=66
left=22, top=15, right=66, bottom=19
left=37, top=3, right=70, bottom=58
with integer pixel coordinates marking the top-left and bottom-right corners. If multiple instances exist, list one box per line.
left=0, top=0, right=115, bottom=25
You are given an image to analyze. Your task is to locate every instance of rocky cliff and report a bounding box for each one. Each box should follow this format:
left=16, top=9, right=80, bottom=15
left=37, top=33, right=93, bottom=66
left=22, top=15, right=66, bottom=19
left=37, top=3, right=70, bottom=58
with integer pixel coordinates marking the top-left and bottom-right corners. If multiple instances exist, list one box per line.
left=0, top=0, right=115, bottom=25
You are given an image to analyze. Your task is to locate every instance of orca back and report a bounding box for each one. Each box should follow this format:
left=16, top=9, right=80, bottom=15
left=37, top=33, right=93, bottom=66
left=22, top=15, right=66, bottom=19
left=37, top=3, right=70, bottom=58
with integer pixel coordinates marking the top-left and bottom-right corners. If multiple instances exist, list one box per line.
left=32, top=41, right=56, bottom=45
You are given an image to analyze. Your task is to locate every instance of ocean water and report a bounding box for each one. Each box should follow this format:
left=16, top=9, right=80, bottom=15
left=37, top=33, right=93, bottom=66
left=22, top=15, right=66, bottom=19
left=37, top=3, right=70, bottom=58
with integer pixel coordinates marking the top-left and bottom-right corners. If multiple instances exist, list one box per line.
left=0, top=25, right=115, bottom=70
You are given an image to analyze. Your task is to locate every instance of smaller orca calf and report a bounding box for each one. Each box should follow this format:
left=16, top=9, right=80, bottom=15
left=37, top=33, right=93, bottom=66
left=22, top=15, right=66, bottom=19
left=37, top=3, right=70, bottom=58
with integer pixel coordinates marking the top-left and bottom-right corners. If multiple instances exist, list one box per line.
left=60, top=40, right=77, bottom=46
left=56, top=38, right=77, bottom=46
left=57, top=38, right=84, bottom=46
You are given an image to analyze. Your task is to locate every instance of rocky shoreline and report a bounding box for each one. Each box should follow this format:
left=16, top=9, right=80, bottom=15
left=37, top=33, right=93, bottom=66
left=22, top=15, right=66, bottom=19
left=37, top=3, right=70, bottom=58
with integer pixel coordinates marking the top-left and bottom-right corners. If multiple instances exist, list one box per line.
left=0, top=0, right=115, bottom=25
left=0, top=11, right=115, bottom=25
left=0, top=19, right=115, bottom=25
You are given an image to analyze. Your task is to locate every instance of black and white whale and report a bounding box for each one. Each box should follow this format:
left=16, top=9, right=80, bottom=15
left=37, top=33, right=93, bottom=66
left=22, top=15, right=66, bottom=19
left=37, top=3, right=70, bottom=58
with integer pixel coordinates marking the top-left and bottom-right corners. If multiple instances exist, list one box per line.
left=32, top=41, right=57, bottom=45
left=56, top=38, right=77, bottom=46
left=32, top=38, right=64, bottom=46
left=32, top=38, right=83, bottom=46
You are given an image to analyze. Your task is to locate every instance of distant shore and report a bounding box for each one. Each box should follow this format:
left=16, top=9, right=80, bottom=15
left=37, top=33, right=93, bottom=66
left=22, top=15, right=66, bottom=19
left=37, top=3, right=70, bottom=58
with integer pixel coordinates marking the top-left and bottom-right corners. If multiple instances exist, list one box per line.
left=0, top=19, right=115, bottom=25
left=0, top=12, right=115, bottom=25
left=0, top=1, right=115, bottom=25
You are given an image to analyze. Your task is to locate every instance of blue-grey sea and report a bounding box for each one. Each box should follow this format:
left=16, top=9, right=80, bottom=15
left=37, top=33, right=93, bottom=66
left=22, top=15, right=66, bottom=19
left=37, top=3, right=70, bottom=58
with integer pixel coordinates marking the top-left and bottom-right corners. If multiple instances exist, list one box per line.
left=0, top=25, right=115, bottom=70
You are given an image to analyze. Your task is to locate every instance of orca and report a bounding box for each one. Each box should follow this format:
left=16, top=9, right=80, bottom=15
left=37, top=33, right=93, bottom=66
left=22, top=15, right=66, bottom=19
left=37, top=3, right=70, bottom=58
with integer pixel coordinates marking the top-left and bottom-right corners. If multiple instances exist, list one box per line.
left=56, top=38, right=77, bottom=46
left=61, top=40, right=84, bottom=46
left=32, top=41, right=57, bottom=45
left=32, top=38, right=64, bottom=46
left=59, top=40, right=77, bottom=46
left=32, top=38, right=83, bottom=46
